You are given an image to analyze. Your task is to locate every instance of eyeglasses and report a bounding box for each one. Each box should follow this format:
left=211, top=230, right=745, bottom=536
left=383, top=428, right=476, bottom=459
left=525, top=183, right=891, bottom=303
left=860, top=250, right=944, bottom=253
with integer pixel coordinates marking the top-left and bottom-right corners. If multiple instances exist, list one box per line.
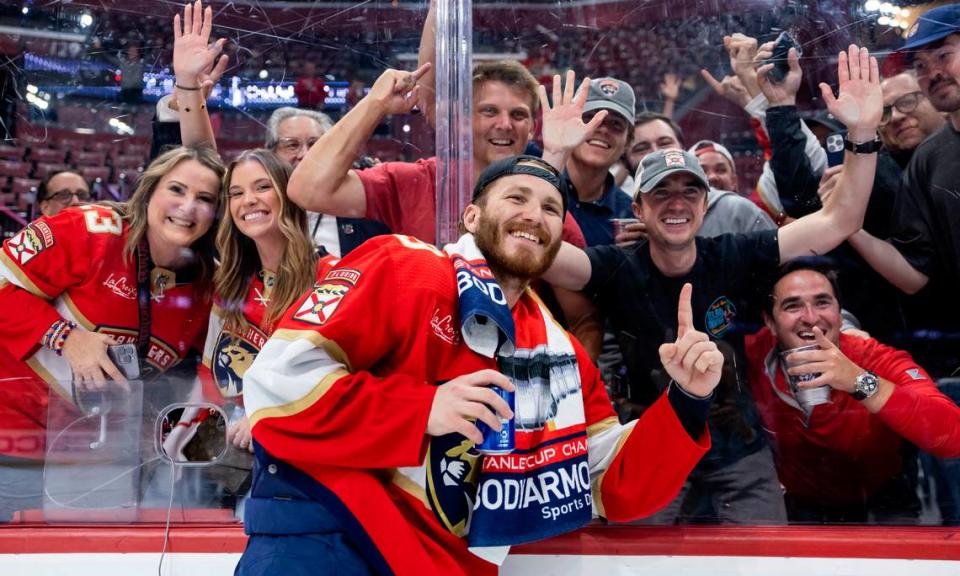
left=46, top=190, right=91, bottom=203
left=275, top=137, right=319, bottom=155
left=880, top=91, right=926, bottom=126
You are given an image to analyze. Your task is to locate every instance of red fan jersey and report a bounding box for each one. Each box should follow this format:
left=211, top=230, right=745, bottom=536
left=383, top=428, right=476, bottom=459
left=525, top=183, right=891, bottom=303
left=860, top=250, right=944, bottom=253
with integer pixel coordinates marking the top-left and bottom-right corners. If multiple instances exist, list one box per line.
left=199, top=255, right=337, bottom=406
left=0, top=205, right=211, bottom=459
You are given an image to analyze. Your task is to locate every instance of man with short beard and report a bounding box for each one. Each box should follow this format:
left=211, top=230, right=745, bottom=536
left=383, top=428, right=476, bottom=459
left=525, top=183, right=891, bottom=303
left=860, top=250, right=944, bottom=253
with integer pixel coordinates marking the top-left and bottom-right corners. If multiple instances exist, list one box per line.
left=237, top=155, right=723, bottom=575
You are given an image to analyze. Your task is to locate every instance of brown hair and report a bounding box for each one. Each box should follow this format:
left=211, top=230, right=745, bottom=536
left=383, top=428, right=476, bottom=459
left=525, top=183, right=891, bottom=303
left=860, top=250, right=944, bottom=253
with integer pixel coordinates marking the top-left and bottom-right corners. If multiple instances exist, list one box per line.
left=473, top=60, right=540, bottom=114
left=214, top=149, right=317, bottom=333
left=104, top=145, right=225, bottom=296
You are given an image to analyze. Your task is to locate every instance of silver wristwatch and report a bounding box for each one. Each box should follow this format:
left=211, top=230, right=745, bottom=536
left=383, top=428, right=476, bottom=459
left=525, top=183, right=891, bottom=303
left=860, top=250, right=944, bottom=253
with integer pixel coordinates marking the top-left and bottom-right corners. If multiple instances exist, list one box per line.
left=852, top=371, right=880, bottom=400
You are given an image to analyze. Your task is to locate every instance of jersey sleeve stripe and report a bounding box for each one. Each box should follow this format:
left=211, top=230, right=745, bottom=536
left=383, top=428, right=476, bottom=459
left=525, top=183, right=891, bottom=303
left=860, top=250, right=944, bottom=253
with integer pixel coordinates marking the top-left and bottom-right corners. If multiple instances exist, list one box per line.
left=0, top=251, right=52, bottom=299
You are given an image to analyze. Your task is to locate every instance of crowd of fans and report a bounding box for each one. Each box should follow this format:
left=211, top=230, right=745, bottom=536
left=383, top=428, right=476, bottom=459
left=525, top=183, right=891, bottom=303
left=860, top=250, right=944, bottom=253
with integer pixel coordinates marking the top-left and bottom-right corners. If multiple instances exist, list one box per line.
left=1, top=0, right=960, bottom=572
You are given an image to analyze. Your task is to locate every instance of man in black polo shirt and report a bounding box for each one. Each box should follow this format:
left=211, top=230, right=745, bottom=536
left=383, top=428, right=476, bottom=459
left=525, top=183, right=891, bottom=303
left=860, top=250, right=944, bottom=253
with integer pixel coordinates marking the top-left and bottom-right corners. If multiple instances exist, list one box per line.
left=544, top=44, right=883, bottom=523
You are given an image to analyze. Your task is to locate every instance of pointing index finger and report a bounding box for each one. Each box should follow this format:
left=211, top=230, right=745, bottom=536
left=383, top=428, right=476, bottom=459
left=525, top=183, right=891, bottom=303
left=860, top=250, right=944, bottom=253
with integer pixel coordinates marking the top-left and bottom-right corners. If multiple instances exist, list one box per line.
left=677, top=282, right=694, bottom=339
left=410, top=62, right=432, bottom=82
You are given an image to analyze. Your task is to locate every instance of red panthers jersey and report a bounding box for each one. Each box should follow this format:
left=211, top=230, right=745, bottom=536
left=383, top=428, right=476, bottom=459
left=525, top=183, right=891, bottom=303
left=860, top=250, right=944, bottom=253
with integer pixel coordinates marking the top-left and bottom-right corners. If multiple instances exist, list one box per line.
left=244, top=235, right=710, bottom=575
left=199, top=256, right=337, bottom=406
left=0, top=205, right=211, bottom=459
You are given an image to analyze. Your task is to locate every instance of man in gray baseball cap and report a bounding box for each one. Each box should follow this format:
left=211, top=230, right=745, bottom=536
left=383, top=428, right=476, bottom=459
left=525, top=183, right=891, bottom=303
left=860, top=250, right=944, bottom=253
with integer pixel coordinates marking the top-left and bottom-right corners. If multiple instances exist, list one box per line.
left=563, top=76, right=637, bottom=247
left=634, top=148, right=710, bottom=195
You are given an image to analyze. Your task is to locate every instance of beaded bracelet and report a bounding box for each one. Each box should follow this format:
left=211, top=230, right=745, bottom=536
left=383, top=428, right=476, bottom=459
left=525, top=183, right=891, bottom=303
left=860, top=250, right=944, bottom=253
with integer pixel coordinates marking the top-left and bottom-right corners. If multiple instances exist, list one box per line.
left=42, top=319, right=78, bottom=356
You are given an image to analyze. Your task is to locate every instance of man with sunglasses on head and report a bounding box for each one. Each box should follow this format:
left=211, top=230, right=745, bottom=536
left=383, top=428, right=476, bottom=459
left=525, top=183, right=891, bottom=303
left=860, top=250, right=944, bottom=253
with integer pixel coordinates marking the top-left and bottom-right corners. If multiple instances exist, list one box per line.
left=36, top=170, right=90, bottom=218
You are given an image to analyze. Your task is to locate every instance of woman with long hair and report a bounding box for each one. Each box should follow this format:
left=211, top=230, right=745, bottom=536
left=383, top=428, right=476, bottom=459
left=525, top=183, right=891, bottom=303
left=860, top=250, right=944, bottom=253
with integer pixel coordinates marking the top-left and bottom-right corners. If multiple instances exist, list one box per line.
left=172, top=1, right=332, bottom=450
left=199, top=149, right=328, bottom=450
left=0, top=144, right=225, bottom=521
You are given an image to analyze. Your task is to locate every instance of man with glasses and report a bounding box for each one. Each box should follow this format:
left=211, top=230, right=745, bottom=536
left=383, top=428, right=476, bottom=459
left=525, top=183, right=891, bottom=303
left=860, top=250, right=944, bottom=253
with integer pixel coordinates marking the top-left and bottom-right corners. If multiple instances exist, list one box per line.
left=843, top=3, right=960, bottom=378
left=36, top=171, right=90, bottom=218
left=878, top=72, right=945, bottom=157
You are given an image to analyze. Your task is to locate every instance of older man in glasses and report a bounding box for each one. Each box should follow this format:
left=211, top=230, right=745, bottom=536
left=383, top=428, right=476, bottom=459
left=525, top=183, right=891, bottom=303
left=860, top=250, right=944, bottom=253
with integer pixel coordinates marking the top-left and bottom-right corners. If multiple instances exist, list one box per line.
left=878, top=71, right=945, bottom=158
left=36, top=170, right=90, bottom=218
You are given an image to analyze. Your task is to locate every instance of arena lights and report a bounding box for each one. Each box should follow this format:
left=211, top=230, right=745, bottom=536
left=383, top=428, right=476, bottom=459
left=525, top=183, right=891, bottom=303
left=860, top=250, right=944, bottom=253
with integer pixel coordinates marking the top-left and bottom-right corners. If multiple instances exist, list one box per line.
left=864, top=1, right=910, bottom=30
left=108, top=117, right=134, bottom=135
left=21, top=6, right=28, bottom=15
left=26, top=91, right=48, bottom=111
left=258, top=69, right=268, bottom=80
left=79, top=13, right=93, bottom=28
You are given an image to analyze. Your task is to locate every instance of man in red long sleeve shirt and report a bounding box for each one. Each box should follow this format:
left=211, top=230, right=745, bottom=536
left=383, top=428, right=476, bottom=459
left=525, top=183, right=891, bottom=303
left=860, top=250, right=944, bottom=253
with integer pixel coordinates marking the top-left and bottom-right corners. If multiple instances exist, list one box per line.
left=745, top=258, right=960, bottom=522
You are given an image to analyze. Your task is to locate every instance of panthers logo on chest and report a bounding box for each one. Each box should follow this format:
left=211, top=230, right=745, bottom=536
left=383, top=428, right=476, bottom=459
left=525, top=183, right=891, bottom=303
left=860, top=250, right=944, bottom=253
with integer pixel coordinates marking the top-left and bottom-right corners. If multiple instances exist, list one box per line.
left=212, top=325, right=267, bottom=398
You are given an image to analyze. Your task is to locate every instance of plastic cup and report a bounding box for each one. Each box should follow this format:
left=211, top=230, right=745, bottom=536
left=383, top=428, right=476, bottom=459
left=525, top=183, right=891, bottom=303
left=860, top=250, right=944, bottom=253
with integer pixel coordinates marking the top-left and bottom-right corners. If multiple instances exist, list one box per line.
left=780, top=344, right=832, bottom=408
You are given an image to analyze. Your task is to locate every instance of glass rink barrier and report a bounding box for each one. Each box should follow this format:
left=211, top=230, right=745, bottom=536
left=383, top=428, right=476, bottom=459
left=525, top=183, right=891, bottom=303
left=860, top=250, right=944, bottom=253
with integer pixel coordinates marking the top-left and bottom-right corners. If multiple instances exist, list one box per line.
left=0, top=0, right=959, bottom=574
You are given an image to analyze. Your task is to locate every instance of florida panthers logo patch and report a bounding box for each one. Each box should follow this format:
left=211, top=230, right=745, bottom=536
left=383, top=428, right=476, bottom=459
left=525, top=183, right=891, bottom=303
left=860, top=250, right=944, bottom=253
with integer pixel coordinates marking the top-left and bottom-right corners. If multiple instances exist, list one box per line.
left=8, top=221, right=54, bottom=265
left=426, top=434, right=481, bottom=537
left=213, top=329, right=265, bottom=398
left=292, top=282, right=352, bottom=325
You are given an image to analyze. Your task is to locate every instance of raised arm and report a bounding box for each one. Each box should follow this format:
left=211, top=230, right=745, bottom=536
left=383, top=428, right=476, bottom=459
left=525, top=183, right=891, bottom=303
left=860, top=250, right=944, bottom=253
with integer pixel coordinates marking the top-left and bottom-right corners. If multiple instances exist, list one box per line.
left=286, top=65, right=429, bottom=217
left=847, top=230, right=929, bottom=294
left=755, top=42, right=828, bottom=218
left=541, top=241, right=592, bottom=291
left=172, top=0, right=226, bottom=150
left=416, top=0, right=438, bottom=125
left=777, top=45, right=882, bottom=261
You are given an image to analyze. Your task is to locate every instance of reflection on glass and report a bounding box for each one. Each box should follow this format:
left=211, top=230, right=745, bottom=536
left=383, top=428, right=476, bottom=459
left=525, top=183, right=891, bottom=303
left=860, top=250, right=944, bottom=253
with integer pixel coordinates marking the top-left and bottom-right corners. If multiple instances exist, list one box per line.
left=0, top=0, right=956, bottom=539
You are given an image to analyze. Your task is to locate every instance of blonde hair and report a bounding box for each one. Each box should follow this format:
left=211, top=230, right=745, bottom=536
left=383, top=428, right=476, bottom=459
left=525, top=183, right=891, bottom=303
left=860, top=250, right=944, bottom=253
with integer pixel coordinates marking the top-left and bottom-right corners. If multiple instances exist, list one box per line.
left=214, top=149, right=317, bottom=333
left=104, top=145, right=225, bottom=296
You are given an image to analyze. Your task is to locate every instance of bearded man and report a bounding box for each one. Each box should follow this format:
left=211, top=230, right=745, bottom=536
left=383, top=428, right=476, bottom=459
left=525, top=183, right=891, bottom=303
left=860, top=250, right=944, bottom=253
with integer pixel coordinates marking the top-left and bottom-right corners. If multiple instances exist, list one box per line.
left=236, top=155, right=724, bottom=576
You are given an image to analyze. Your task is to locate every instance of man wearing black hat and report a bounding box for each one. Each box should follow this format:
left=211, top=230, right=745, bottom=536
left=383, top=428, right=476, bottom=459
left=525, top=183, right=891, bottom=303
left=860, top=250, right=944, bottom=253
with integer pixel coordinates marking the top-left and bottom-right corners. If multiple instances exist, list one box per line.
left=237, top=155, right=725, bottom=575
left=544, top=45, right=884, bottom=524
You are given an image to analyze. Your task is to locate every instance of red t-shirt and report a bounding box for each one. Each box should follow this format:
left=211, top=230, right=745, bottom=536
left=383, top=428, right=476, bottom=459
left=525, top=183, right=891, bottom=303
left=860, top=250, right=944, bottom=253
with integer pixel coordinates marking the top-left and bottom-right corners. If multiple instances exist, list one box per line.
left=357, top=157, right=587, bottom=248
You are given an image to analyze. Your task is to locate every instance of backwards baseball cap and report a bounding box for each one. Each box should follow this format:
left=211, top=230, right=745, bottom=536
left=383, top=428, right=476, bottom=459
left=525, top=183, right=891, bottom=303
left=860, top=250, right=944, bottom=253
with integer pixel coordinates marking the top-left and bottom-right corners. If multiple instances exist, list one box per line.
left=583, top=77, right=636, bottom=125
left=635, top=149, right=710, bottom=196
left=473, top=155, right=568, bottom=215
left=690, top=140, right=735, bottom=169
left=898, top=4, right=960, bottom=53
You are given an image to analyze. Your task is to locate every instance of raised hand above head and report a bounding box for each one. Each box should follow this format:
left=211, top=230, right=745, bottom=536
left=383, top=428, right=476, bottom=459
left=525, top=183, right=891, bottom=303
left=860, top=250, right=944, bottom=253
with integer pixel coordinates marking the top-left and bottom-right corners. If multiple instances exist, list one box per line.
left=173, top=0, right=226, bottom=89
left=724, top=33, right=763, bottom=99
left=756, top=45, right=803, bottom=106
left=819, top=44, right=883, bottom=142
left=657, top=283, right=723, bottom=398
left=700, top=69, right=751, bottom=109
left=538, top=70, right=607, bottom=159
left=660, top=72, right=681, bottom=102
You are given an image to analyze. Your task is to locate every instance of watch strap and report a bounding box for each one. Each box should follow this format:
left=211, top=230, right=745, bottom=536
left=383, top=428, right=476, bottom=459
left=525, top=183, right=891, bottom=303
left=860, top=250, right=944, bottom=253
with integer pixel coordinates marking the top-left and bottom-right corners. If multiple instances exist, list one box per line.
left=844, top=136, right=883, bottom=155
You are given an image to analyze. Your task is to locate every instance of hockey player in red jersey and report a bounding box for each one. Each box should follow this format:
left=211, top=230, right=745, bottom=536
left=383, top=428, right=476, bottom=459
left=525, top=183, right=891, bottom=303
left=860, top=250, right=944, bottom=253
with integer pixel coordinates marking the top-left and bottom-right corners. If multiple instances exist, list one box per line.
left=0, top=145, right=224, bottom=522
left=238, top=155, right=722, bottom=575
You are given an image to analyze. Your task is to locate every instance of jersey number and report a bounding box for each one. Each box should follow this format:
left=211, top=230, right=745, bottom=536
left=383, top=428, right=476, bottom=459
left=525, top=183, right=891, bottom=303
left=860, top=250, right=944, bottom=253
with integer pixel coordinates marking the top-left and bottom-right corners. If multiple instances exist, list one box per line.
left=81, top=207, right=122, bottom=236
left=396, top=234, right=444, bottom=257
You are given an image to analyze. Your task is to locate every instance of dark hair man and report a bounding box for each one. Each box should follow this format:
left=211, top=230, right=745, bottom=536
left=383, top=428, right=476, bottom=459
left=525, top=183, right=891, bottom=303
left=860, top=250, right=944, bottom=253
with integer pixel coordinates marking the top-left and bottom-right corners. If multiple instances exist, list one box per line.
left=745, top=259, right=960, bottom=522
left=36, top=171, right=90, bottom=218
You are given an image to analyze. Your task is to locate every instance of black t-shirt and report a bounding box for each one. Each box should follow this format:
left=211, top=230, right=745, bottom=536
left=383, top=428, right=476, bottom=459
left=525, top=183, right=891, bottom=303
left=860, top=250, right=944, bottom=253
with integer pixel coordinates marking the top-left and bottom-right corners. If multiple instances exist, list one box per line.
left=585, top=231, right=780, bottom=467
left=892, top=124, right=960, bottom=287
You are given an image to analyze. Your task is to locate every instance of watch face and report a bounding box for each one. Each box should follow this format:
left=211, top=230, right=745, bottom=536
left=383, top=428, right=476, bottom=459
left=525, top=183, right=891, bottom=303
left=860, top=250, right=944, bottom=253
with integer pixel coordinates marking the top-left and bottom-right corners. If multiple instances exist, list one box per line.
left=857, top=372, right=880, bottom=397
